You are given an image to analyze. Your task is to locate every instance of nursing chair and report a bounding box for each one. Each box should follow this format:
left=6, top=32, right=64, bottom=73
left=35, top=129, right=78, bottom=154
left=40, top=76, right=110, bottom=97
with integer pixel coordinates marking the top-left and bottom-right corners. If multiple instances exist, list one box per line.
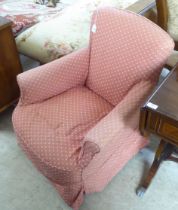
left=156, top=0, right=178, bottom=67
left=13, top=7, right=174, bottom=210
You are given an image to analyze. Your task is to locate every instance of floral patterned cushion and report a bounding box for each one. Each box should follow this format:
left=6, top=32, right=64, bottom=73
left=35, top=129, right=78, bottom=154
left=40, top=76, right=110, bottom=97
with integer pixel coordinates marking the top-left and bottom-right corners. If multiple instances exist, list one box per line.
left=0, top=0, right=72, bottom=36
left=167, top=0, right=178, bottom=41
left=16, top=0, right=139, bottom=63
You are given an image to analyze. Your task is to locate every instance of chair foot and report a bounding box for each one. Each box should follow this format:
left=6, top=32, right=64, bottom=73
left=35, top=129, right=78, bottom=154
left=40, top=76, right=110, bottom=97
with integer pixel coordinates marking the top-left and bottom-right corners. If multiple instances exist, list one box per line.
left=136, top=187, right=146, bottom=197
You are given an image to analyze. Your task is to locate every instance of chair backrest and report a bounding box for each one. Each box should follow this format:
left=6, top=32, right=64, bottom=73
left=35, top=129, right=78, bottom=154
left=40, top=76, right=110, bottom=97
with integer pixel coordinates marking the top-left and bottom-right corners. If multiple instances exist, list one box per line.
left=156, top=0, right=178, bottom=44
left=86, top=7, right=174, bottom=105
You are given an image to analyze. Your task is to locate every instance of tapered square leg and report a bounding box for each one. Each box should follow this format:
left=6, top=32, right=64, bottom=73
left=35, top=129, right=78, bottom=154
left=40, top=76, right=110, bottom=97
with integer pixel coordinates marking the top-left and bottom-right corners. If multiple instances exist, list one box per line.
left=137, top=140, right=174, bottom=197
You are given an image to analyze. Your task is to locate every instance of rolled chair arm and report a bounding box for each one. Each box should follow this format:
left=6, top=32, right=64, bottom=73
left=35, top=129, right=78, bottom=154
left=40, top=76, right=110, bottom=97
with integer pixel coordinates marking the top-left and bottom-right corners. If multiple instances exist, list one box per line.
left=78, top=80, right=154, bottom=169
left=17, top=47, right=90, bottom=105
left=83, top=80, right=154, bottom=150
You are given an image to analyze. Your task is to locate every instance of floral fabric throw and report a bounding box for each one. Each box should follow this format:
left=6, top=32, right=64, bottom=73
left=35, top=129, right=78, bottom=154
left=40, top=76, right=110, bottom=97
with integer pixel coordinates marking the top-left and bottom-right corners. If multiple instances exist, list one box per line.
left=0, top=0, right=71, bottom=36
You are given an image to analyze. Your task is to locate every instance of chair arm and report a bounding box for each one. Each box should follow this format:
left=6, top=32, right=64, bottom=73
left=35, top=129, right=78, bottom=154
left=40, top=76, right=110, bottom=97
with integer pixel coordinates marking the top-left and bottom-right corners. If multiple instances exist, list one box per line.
left=17, top=47, right=90, bottom=105
left=83, top=80, right=154, bottom=150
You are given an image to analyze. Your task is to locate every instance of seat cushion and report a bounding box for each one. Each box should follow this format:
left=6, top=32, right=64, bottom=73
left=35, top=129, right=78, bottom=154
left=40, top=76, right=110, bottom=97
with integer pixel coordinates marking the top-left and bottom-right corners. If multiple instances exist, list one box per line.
left=13, top=86, right=113, bottom=207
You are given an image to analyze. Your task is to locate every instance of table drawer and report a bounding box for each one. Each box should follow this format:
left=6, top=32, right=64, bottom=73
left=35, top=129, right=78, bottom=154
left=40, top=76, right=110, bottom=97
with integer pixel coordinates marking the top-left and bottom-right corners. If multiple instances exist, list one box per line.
left=158, top=120, right=178, bottom=144
left=146, top=112, right=160, bottom=132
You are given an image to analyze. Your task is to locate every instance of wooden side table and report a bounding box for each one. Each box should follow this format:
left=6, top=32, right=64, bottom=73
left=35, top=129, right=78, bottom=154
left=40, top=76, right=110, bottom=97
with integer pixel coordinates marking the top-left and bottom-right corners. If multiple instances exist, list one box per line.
left=0, top=17, right=22, bottom=112
left=137, top=64, right=178, bottom=196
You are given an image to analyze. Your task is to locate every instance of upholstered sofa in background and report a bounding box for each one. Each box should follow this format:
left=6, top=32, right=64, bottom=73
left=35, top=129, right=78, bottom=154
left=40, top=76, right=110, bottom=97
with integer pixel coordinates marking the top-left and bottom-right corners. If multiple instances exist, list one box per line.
left=156, top=0, right=178, bottom=67
left=16, top=0, right=155, bottom=63
left=13, top=7, right=173, bottom=210
left=0, top=0, right=74, bottom=36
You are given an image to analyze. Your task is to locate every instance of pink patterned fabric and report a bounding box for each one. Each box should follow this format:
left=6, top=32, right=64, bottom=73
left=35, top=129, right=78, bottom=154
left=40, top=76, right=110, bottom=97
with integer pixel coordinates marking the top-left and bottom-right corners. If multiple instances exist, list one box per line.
left=0, top=0, right=68, bottom=36
left=84, top=80, right=153, bottom=149
left=13, top=86, right=113, bottom=208
left=87, top=8, right=174, bottom=105
left=18, top=48, right=90, bottom=105
left=13, top=8, right=174, bottom=210
left=83, top=80, right=152, bottom=192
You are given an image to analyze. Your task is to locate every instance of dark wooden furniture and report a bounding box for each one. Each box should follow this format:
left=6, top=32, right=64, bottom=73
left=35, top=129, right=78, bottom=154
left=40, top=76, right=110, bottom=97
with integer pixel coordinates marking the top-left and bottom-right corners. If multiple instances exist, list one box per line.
left=156, top=0, right=178, bottom=50
left=137, top=64, right=178, bottom=196
left=0, top=17, right=22, bottom=112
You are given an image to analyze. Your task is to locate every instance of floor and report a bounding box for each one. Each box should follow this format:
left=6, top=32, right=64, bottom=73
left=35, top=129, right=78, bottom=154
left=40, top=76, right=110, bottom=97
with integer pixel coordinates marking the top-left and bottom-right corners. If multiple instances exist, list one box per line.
left=0, top=57, right=178, bottom=210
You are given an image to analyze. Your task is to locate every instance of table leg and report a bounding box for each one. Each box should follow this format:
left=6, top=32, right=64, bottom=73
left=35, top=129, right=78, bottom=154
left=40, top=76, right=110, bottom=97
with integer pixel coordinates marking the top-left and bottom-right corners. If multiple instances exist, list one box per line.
left=136, top=139, right=174, bottom=197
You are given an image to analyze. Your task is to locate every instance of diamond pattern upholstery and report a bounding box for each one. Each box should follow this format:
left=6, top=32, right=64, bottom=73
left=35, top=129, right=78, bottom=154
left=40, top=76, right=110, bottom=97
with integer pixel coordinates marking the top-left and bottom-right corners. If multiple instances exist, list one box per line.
left=13, top=7, right=174, bottom=210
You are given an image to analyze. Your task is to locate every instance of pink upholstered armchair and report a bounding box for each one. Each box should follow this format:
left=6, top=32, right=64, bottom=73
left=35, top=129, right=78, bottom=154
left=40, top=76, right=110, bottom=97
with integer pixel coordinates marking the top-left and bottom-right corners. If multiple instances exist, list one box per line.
left=12, top=7, right=174, bottom=210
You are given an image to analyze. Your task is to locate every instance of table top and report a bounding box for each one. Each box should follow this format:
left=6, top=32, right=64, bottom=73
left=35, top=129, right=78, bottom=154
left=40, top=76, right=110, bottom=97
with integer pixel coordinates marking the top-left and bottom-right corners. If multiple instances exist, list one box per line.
left=143, top=64, right=178, bottom=123
left=0, top=16, right=11, bottom=31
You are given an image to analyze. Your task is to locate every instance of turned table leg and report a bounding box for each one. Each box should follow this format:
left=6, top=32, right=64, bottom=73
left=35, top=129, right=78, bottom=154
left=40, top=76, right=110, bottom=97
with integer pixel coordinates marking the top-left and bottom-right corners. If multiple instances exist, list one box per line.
left=136, top=139, right=174, bottom=197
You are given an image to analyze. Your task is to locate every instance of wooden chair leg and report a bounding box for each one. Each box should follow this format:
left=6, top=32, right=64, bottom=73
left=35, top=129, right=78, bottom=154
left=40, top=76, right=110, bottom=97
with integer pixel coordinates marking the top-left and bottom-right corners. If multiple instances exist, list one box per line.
left=136, top=140, right=174, bottom=197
